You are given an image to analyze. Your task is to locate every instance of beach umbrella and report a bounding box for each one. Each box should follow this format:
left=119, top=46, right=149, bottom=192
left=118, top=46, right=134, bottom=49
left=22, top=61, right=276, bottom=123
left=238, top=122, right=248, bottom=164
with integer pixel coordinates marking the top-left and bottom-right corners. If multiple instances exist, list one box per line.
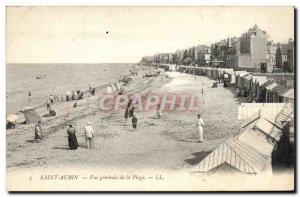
left=7, top=114, right=18, bottom=123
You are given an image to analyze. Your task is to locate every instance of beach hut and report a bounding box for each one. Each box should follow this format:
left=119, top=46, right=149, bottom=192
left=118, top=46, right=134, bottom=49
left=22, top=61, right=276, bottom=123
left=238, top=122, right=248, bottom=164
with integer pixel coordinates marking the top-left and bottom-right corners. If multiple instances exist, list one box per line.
left=265, top=82, right=279, bottom=102
left=211, top=68, right=218, bottom=79
left=238, top=103, right=285, bottom=120
left=194, top=67, right=201, bottom=75
left=251, top=76, right=268, bottom=102
left=279, top=88, right=294, bottom=103
left=239, top=73, right=249, bottom=89
left=223, top=69, right=235, bottom=84
left=234, top=71, right=248, bottom=88
left=236, top=72, right=249, bottom=95
left=106, top=84, right=115, bottom=94
left=272, top=85, right=289, bottom=103
left=113, top=82, right=121, bottom=91
left=190, top=140, right=260, bottom=174
left=7, top=114, right=18, bottom=123
left=203, top=67, right=208, bottom=76
left=207, top=68, right=212, bottom=78
left=244, top=74, right=253, bottom=91
left=23, top=106, right=41, bottom=124
left=6, top=114, right=18, bottom=129
left=257, top=80, right=273, bottom=103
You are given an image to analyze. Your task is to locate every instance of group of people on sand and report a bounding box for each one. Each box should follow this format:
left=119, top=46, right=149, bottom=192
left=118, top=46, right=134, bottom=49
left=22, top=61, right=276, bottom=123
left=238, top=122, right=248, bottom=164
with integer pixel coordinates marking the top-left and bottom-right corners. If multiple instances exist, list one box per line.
left=71, top=90, right=84, bottom=101
left=66, top=122, right=95, bottom=150
left=88, top=84, right=96, bottom=96
left=124, top=99, right=137, bottom=130
left=34, top=120, right=96, bottom=150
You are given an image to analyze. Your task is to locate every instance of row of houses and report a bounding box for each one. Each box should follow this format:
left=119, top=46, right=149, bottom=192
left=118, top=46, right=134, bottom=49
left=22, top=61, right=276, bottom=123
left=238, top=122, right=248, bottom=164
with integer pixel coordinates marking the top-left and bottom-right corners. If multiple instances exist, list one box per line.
left=140, top=25, right=295, bottom=73
left=210, top=25, right=294, bottom=73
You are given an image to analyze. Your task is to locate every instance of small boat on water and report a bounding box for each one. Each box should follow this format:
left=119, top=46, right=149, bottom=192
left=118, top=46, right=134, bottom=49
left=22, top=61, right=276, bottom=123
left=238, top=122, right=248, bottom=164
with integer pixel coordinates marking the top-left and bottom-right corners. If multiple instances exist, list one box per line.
left=36, top=74, right=46, bottom=79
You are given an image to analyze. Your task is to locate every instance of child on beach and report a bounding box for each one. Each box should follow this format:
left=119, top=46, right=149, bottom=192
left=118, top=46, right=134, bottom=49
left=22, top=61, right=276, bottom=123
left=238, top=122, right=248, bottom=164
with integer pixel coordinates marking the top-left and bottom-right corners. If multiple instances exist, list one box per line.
left=132, top=115, right=137, bottom=130
left=46, top=99, right=51, bottom=111
left=156, top=104, right=161, bottom=119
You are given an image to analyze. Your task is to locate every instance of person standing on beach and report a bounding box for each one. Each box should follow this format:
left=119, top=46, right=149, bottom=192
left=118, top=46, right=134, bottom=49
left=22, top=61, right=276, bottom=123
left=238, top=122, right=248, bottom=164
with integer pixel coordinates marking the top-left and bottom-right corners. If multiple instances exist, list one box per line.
left=46, top=99, right=51, bottom=111
left=88, top=84, right=92, bottom=94
left=196, top=114, right=205, bottom=142
left=156, top=104, right=161, bottom=119
left=67, top=124, right=78, bottom=150
left=129, top=106, right=135, bottom=118
left=124, top=99, right=132, bottom=122
left=28, top=91, right=31, bottom=101
left=71, top=91, right=76, bottom=100
left=132, top=115, right=137, bottom=130
left=84, top=122, right=94, bottom=149
left=34, top=120, right=43, bottom=142
left=50, top=94, right=54, bottom=104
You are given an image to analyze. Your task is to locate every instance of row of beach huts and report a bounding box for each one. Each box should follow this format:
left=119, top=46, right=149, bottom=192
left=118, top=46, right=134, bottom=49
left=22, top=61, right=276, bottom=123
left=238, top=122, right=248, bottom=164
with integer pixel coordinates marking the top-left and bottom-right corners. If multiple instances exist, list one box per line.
left=177, top=66, right=294, bottom=104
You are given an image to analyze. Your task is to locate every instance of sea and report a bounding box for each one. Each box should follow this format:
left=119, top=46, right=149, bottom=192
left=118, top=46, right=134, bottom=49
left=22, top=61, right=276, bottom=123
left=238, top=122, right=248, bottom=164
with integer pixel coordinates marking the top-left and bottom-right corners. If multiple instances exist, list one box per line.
left=6, top=63, right=132, bottom=114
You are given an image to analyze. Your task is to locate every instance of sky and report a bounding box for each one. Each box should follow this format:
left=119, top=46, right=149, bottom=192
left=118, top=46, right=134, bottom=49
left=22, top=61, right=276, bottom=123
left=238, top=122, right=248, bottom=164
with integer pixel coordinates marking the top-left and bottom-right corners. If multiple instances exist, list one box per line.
left=6, top=6, right=294, bottom=63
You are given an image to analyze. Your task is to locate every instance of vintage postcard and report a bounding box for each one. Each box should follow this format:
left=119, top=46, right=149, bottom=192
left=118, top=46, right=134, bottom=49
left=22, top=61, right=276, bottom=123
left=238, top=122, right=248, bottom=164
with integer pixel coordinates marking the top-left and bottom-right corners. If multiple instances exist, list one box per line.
left=6, top=6, right=295, bottom=191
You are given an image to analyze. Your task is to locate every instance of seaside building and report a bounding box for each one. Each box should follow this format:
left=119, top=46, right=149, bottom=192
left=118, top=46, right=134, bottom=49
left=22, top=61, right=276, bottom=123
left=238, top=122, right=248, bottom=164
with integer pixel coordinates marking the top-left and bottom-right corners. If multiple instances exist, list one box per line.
left=238, top=25, right=268, bottom=72
left=211, top=39, right=227, bottom=67
left=140, top=56, right=155, bottom=64
left=276, top=44, right=288, bottom=72
left=266, top=41, right=277, bottom=73
left=225, top=37, right=239, bottom=69
left=287, top=39, right=295, bottom=72
left=140, top=25, right=294, bottom=73
left=175, top=49, right=185, bottom=64
left=195, top=45, right=211, bottom=66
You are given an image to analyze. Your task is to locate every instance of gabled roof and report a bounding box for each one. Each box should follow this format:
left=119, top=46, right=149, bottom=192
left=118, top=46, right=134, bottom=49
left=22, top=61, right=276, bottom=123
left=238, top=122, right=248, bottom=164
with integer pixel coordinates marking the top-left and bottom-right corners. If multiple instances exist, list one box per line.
left=252, top=76, right=268, bottom=85
left=191, top=141, right=258, bottom=174
left=243, top=74, right=253, bottom=81
left=208, top=162, right=245, bottom=175
left=280, top=88, right=294, bottom=99
left=260, top=80, right=274, bottom=88
left=273, top=102, right=294, bottom=125
left=238, top=103, right=286, bottom=121
left=254, top=116, right=282, bottom=141
left=272, top=84, right=288, bottom=94
left=266, top=82, right=279, bottom=91
left=238, top=72, right=249, bottom=77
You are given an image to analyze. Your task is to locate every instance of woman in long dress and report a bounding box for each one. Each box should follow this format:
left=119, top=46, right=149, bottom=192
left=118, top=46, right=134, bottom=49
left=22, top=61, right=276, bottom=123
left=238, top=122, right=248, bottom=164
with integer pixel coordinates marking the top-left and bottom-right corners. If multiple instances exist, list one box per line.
left=67, top=124, right=78, bottom=150
left=124, top=99, right=132, bottom=121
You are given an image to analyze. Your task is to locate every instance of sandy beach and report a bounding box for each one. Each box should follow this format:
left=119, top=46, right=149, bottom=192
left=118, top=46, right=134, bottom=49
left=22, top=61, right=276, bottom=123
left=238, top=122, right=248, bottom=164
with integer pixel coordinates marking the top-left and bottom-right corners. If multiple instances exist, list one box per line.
left=7, top=68, right=245, bottom=173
